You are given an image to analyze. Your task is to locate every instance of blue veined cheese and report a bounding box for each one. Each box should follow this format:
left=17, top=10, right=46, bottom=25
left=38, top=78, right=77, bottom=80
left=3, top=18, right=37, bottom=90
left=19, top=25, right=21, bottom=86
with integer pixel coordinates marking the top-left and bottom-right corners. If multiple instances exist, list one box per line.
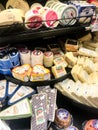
left=0, top=98, right=32, bottom=120
left=8, top=85, right=35, bottom=105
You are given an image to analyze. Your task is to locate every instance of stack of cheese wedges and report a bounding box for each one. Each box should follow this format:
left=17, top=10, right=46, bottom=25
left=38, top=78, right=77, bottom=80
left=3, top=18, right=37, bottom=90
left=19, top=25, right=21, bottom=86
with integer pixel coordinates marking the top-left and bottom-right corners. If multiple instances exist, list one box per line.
left=55, top=78, right=98, bottom=108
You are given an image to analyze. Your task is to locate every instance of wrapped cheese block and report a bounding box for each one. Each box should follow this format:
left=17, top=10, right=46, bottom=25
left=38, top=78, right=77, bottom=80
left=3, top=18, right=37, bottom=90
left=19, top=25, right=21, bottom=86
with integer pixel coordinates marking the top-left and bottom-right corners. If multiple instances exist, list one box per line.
left=31, top=50, right=43, bottom=67
left=0, top=8, right=24, bottom=26
left=19, top=48, right=31, bottom=65
left=52, top=65, right=67, bottom=78
left=53, top=57, right=68, bottom=68
left=6, top=0, right=30, bottom=14
left=25, top=9, right=43, bottom=30
left=12, top=64, right=32, bottom=82
left=8, top=85, right=35, bottom=105
left=0, top=98, right=32, bottom=120
left=43, top=51, right=53, bottom=67
left=30, top=64, right=50, bottom=81
left=7, top=81, right=20, bottom=97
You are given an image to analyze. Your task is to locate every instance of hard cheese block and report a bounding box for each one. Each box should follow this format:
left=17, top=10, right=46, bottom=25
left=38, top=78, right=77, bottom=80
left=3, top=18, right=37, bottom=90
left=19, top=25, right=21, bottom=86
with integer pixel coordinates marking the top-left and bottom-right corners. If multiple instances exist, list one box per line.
left=0, top=98, right=32, bottom=120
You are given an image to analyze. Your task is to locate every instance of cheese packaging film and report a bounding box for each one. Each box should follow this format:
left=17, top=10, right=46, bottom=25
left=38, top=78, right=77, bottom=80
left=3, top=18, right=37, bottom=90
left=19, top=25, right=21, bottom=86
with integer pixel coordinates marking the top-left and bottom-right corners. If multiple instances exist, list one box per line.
left=8, top=85, right=35, bottom=105
left=0, top=98, right=32, bottom=120
left=25, top=9, right=43, bottom=30
left=30, top=64, right=50, bottom=81
left=38, top=88, right=57, bottom=122
left=31, top=93, right=47, bottom=130
left=12, top=64, right=32, bottom=82
left=31, top=50, right=43, bottom=67
left=52, top=65, right=67, bottom=78
left=7, top=81, right=20, bottom=97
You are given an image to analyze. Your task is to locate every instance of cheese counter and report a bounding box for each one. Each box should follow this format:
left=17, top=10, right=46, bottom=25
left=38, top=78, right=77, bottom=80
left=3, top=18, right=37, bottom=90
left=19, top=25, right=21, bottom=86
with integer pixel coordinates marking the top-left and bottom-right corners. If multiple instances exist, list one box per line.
left=3, top=91, right=98, bottom=130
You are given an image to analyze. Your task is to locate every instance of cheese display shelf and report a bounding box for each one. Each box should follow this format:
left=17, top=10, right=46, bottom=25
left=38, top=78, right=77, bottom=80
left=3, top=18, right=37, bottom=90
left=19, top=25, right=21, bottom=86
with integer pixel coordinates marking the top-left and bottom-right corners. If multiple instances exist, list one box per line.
left=0, top=21, right=90, bottom=44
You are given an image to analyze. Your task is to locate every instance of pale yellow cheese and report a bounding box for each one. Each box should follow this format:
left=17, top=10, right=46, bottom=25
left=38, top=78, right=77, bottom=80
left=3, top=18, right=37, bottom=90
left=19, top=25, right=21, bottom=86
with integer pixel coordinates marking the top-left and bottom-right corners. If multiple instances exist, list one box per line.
left=65, top=52, right=77, bottom=67
left=52, top=65, right=67, bottom=78
left=53, top=57, right=68, bottom=68
left=71, top=64, right=82, bottom=81
left=77, top=67, right=89, bottom=83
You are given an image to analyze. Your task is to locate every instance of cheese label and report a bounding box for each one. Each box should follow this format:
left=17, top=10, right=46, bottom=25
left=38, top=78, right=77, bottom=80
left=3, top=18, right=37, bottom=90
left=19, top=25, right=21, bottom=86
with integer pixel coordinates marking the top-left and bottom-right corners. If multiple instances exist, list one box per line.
left=35, top=107, right=45, bottom=125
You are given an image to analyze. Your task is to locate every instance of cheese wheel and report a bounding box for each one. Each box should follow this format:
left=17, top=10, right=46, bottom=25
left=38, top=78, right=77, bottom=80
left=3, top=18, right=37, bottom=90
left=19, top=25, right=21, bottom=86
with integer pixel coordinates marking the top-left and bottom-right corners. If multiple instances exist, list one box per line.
left=6, top=0, right=30, bottom=14
left=19, top=49, right=31, bottom=65
left=31, top=3, right=43, bottom=10
left=43, top=51, right=53, bottom=67
left=39, top=7, right=59, bottom=28
left=83, top=119, right=98, bottom=130
left=54, top=108, right=72, bottom=129
left=25, top=9, right=43, bottom=29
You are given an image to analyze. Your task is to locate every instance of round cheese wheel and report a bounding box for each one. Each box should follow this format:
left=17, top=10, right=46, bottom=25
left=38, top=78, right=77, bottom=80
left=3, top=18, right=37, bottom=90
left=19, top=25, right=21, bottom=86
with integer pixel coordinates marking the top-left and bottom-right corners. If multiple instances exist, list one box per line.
left=31, top=3, right=43, bottom=10
left=83, top=119, right=98, bottom=130
left=54, top=108, right=72, bottom=129
left=25, top=9, right=43, bottom=29
left=40, top=7, right=59, bottom=28
left=6, top=0, right=30, bottom=14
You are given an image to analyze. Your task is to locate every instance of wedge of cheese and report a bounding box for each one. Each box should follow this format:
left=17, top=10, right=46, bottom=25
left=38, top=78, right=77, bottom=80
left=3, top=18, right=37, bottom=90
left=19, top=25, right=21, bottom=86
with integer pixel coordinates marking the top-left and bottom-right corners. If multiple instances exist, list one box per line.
left=77, top=67, right=89, bottom=83
left=87, top=72, right=98, bottom=84
left=8, top=85, right=35, bottom=105
left=12, top=64, right=32, bottom=82
left=0, top=119, right=11, bottom=130
left=83, top=58, right=95, bottom=74
left=87, top=84, right=98, bottom=107
left=65, top=52, right=77, bottom=67
left=58, top=79, right=81, bottom=102
left=71, top=64, right=82, bottom=81
left=0, top=98, right=32, bottom=120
